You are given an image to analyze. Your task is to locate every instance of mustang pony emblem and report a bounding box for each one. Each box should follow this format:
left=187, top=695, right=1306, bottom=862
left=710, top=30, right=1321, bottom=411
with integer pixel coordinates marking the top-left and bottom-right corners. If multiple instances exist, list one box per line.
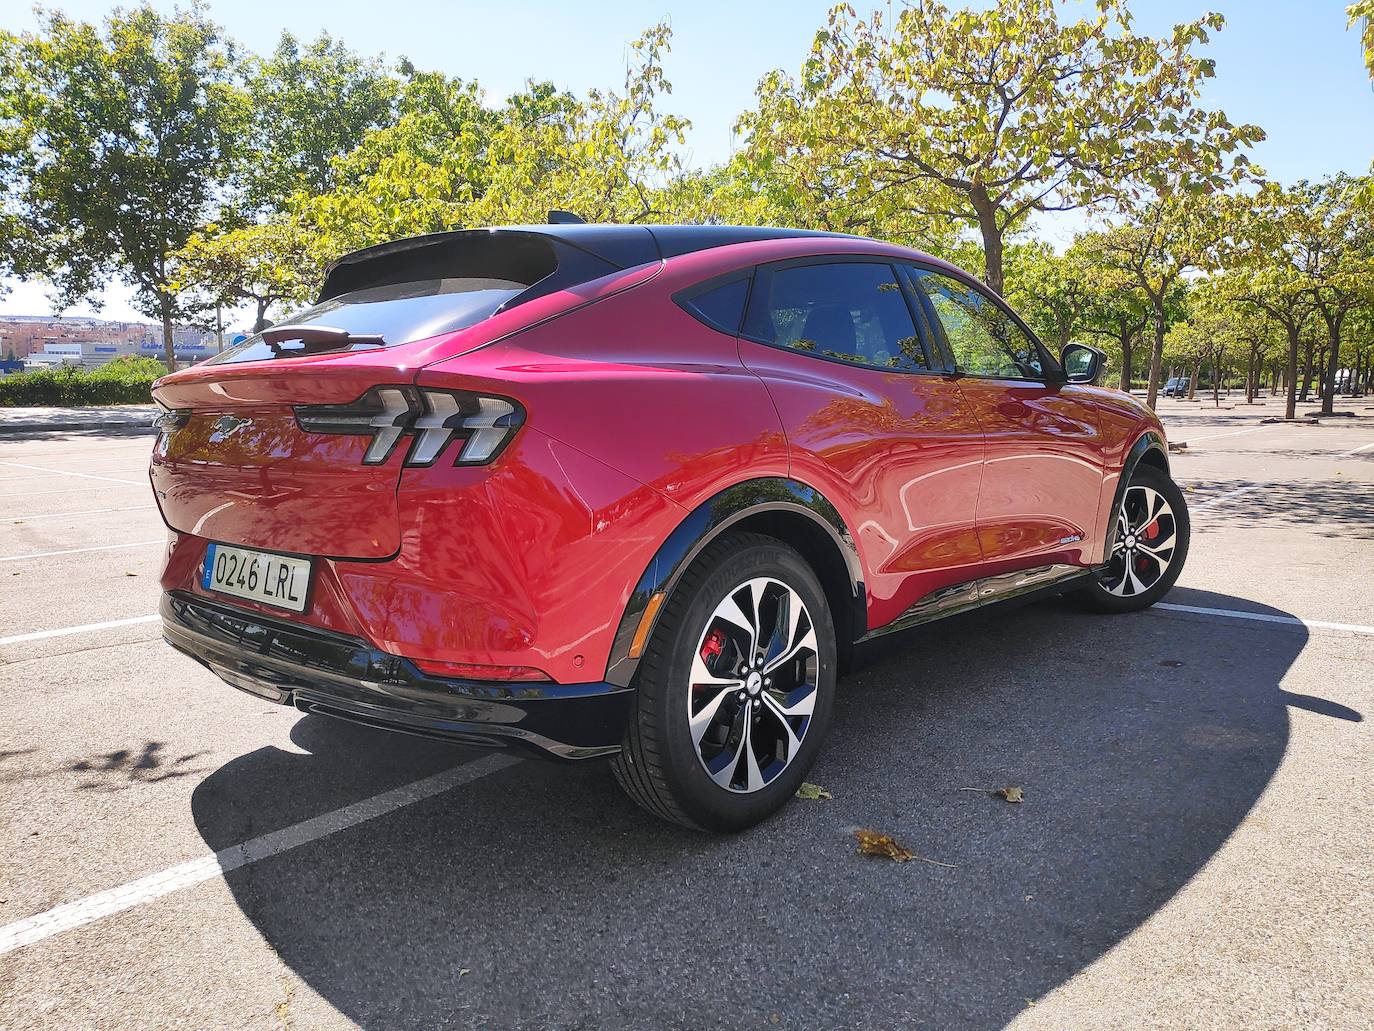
left=210, top=415, right=254, bottom=441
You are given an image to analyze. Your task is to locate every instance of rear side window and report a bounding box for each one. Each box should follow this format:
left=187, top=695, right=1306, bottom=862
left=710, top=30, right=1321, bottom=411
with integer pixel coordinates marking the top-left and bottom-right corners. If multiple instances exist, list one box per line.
left=677, top=277, right=750, bottom=335
left=744, top=262, right=928, bottom=372
left=207, top=279, right=527, bottom=365
left=912, top=270, right=1044, bottom=380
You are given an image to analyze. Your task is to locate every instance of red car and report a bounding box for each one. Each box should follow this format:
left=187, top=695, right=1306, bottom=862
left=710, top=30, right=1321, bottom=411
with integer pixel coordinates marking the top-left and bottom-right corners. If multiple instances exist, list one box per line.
left=151, top=223, right=1189, bottom=830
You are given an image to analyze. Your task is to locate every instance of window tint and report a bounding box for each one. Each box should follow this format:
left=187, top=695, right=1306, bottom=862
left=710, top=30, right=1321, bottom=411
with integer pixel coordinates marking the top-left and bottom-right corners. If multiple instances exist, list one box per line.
left=679, top=277, right=750, bottom=334
left=207, top=278, right=527, bottom=365
left=912, top=270, right=1044, bottom=380
left=745, top=262, right=927, bottom=372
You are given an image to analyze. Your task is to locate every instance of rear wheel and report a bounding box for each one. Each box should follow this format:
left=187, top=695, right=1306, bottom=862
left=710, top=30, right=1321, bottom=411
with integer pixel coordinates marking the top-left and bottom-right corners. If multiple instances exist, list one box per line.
left=1074, top=463, right=1190, bottom=613
left=611, top=533, right=837, bottom=831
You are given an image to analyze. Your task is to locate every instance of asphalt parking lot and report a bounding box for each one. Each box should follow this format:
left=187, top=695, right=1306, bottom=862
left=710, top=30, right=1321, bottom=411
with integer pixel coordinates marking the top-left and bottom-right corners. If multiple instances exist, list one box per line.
left=1, top=396, right=1371, bottom=1030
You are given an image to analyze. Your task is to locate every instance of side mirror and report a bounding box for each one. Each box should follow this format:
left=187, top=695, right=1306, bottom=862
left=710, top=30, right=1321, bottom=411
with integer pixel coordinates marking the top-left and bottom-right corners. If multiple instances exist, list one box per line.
left=1060, top=342, right=1105, bottom=385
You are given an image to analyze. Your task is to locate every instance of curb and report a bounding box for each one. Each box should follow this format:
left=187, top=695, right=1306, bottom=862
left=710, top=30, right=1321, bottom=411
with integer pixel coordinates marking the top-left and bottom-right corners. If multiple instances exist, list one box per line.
left=0, top=419, right=156, bottom=435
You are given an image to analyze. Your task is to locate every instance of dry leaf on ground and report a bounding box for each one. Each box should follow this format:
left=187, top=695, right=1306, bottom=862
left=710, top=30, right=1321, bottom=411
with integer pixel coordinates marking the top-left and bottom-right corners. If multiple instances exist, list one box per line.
left=852, top=829, right=958, bottom=868
left=796, top=782, right=832, bottom=801
left=959, top=785, right=1025, bottom=803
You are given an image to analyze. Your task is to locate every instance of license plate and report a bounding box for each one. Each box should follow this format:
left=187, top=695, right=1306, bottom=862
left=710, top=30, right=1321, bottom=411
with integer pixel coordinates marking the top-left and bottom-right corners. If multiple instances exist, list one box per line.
left=202, top=543, right=311, bottom=613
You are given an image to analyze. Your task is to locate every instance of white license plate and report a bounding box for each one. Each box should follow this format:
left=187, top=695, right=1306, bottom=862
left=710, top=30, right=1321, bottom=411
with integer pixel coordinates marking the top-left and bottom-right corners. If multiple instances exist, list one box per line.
left=202, top=543, right=311, bottom=613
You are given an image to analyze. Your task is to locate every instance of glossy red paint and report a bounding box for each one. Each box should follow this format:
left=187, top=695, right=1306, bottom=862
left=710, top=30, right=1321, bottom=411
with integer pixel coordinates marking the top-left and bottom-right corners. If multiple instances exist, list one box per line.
left=151, top=231, right=1164, bottom=687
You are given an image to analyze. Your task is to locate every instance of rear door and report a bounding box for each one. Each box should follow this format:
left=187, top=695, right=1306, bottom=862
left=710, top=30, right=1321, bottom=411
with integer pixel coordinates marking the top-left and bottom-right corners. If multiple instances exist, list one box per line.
left=734, top=257, right=986, bottom=632
left=906, top=266, right=1105, bottom=571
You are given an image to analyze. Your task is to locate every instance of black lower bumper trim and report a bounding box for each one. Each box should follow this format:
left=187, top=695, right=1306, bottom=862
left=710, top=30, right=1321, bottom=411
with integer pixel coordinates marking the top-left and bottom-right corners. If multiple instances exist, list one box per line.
left=161, top=592, right=631, bottom=760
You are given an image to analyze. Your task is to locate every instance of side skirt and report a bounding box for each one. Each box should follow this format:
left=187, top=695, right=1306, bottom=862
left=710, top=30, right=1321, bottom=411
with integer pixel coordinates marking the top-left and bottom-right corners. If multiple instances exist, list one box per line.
left=857, top=563, right=1092, bottom=643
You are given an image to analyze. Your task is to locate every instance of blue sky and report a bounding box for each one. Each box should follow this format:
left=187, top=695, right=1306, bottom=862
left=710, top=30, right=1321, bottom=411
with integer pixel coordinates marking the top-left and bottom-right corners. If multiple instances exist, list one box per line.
left=3, top=0, right=1371, bottom=322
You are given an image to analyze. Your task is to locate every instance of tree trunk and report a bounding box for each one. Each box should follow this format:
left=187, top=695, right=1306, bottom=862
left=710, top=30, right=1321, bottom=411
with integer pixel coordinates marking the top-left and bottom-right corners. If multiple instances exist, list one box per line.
left=1118, top=327, right=1133, bottom=392
left=970, top=187, right=1004, bottom=296
left=1320, top=319, right=1342, bottom=415
left=1299, top=336, right=1316, bottom=402
left=161, top=305, right=176, bottom=374
left=253, top=297, right=270, bottom=334
left=1188, top=357, right=1201, bottom=400
left=1283, top=322, right=1300, bottom=421
left=1145, top=303, right=1166, bottom=409
left=1212, top=354, right=1221, bottom=407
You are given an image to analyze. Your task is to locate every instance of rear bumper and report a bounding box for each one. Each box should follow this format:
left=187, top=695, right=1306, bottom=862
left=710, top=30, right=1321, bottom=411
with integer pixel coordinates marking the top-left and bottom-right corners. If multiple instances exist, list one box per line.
left=160, top=592, right=631, bottom=760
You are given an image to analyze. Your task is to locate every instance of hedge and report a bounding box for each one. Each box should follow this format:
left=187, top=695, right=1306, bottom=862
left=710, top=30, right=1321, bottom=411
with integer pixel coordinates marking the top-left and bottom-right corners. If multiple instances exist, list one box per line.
left=0, top=356, right=167, bottom=407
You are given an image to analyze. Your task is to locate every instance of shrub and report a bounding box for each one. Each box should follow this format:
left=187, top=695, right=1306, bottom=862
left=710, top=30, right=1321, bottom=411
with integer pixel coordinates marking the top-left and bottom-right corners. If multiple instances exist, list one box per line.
left=0, top=356, right=168, bottom=407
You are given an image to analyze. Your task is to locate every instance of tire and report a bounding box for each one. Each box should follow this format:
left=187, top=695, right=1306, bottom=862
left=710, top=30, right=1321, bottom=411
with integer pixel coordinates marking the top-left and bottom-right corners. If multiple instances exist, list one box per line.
left=610, top=532, right=837, bottom=832
left=1074, top=463, right=1190, bottom=613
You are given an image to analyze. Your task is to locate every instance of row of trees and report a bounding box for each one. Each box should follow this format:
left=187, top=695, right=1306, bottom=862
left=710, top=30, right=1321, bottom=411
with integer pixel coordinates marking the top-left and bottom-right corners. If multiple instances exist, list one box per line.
left=1, top=0, right=1371, bottom=415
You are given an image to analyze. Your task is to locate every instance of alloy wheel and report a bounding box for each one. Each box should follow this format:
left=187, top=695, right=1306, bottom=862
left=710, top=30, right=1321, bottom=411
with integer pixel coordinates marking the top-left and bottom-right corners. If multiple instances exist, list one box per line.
left=1103, top=484, right=1179, bottom=597
left=687, top=577, right=819, bottom=793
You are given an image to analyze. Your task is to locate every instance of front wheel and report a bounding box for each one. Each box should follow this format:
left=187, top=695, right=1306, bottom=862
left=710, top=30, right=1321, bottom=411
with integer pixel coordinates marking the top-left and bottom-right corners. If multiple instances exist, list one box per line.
left=1074, top=463, right=1190, bottom=613
left=611, top=532, right=837, bottom=831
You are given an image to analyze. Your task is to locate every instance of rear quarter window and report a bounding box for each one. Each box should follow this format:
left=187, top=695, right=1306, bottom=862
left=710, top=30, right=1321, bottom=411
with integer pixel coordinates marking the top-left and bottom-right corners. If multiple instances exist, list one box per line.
left=676, top=277, right=751, bottom=335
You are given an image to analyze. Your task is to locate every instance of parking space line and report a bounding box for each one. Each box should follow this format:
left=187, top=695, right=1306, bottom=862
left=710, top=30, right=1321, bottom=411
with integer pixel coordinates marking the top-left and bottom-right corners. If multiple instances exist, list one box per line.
left=1183, top=426, right=1268, bottom=444
left=1188, top=484, right=1264, bottom=512
left=1155, top=602, right=1374, bottom=637
left=8, top=505, right=156, bottom=521
left=1337, top=440, right=1374, bottom=458
left=0, top=540, right=164, bottom=563
left=0, top=753, right=520, bottom=957
left=0, top=614, right=161, bottom=646
left=0, top=485, right=145, bottom=499
left=0, top=460, right=145, bottom=486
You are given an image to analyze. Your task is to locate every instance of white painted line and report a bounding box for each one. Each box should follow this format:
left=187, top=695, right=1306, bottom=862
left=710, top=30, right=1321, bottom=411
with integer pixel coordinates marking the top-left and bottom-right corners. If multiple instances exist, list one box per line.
left=0, top=614, right=161, bottom=646
left=0, top=485, right=144, bottom=499
left=8, top=505, right=155, bottom=522
left=1183, top=426, right=1269, bottom=444
left=1155, top=602, right=1374, bottom=637
left=0, top=754, right=520, bottom=957
left=1188, top=484, right=1264, bottom=512
left=1337, top=440, right=1374, bottom=458
left=0, top=540, right=164, bottom=563
left=0, top=459, right=144, bottom=486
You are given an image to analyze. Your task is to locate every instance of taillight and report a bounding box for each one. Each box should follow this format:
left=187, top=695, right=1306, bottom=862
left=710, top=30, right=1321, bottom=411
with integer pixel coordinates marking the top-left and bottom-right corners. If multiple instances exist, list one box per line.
left=295, top=386, right=525, bottom=467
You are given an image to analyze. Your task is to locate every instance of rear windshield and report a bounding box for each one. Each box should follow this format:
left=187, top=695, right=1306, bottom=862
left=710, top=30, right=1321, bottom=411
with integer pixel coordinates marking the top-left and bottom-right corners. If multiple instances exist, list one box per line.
left=205, top=278, right=527, bottom=365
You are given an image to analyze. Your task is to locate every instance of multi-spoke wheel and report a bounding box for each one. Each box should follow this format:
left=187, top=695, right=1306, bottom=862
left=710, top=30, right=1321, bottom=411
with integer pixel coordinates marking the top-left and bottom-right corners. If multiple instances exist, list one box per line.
left=611, top=533, right=836, bottom=831
left=689, top=577, right=819, bottom=794
left=1075, top=463, right=1190, bottom=613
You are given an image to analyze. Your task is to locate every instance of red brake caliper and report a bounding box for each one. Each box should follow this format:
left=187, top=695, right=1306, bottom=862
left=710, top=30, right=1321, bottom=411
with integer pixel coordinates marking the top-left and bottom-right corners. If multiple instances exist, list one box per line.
left=699, top=628, right=726, bottom=671
left=1138, top=519, right=1160, bottom=574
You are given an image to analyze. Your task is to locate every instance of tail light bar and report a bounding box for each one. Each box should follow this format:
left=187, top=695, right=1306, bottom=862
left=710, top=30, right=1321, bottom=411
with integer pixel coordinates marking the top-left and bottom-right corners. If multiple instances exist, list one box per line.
left=295, top=386, right=525, bottom=467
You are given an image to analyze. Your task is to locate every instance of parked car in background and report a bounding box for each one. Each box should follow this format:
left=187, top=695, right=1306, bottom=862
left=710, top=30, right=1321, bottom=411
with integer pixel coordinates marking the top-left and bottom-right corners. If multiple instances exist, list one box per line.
left=150, top=222, right=1190, bottom=831
left=1163, top=376, right=1192, bottom=398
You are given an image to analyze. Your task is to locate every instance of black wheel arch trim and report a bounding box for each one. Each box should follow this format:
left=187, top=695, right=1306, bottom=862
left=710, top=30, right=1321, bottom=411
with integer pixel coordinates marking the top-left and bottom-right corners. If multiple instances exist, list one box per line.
left=604, top=477, right=866, bottom=688
left=1103, top=430, right=1171, bottom=558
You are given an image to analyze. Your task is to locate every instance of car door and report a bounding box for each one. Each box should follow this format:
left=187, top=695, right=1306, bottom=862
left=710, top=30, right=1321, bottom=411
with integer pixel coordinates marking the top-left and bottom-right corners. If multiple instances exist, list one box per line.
left=906, top=266, right=1105, bottom=573
left=734, top=257, right=986, bottom=632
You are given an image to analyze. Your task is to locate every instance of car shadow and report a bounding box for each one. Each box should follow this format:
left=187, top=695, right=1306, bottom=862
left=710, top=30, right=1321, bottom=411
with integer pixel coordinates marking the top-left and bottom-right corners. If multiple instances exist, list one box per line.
left=192, top=590, right=1309, bottom=1028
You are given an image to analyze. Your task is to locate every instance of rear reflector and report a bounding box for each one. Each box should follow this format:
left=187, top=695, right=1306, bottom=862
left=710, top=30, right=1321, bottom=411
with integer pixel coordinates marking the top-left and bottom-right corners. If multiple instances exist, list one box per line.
left=412, top=658, right=552, bottom=682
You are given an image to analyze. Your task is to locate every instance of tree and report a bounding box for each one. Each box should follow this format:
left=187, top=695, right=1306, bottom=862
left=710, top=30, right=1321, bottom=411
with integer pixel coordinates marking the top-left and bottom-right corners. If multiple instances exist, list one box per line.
left=1350, top=1, right=1374, bottom=78
left=172, top=216, right=320, bottom=333
left=240, top=32, right=399, bottom=214
left=1219, top=185, right=1321, bottom=420
left=0, top=6, right=246, bottom=372
left=738, top=0, right=1262, bottom=294
left=1302, top=175, right=1374, bottom=415
left=1081, top=195, right=1220, bottom=408
left=1003, top=242, right=1098, bottom=351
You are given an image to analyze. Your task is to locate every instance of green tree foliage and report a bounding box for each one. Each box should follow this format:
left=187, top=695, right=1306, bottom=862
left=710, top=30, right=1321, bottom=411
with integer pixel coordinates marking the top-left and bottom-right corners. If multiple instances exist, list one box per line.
left=738, top=0, right=1262, bottom=294
left=1349, top=1, right=1374, bottom=78
left=172, top=216, right=320, bottom=331
left=0, top=5, right=247, bottom=371
left=241, top=31, right=399, bottom=213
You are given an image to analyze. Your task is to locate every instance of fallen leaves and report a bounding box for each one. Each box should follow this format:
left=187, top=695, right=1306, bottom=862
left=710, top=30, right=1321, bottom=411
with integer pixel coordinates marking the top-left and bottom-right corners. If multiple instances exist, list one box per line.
left=852, top=829, right=957, bottom=868
left=959, top=785, right=1024, bottom=803
left=796, top=782, right=832, bottom=801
